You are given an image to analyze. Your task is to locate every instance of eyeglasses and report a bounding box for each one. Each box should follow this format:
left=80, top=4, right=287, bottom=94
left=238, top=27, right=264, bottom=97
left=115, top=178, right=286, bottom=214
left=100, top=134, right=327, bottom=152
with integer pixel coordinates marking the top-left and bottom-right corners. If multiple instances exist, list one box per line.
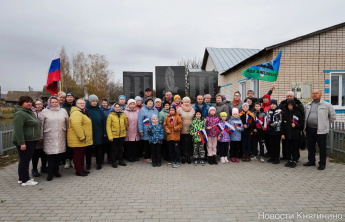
left=35, top=103, right=42, bottom=106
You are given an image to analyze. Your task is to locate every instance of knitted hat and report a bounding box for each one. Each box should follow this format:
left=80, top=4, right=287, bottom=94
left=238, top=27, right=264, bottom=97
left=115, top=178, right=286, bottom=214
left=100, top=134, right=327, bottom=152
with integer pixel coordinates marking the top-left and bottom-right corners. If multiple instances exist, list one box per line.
left=208, top=107, right=216, bottom=114
left=118, top=95, right=126, bottom=101
left=169, top=105, right=176, bottom=111
left=242, top=102, right=249, bottom=108
left=232, top=108, right=239, bottom=115
left=263, top=94, right=271, bottom=100
left=88, top=94, right=99, bottom=103
left=145, top=98, right=153, bottom=105
left=66, top=92, right=75, bottom=98
left=195, top=110, right=202, bottom=117
left=135, top=96, right=142, bottom=102
left=127, top=99, right=136, bottom=106
left=270, top=99, right=278, bottom=106
left=219, top=112, right=227, bottom=118
left=174, top=95, right=181, bottom=100
left=155, top=98, right=162, bottom=103
left=151, top=114, right=158, bottom=120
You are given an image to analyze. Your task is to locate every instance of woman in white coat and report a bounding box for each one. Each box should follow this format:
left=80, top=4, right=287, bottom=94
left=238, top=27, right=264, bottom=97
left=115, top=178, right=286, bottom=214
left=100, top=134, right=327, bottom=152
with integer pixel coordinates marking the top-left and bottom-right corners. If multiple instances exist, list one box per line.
left=40, top=97, right=69, bottom=181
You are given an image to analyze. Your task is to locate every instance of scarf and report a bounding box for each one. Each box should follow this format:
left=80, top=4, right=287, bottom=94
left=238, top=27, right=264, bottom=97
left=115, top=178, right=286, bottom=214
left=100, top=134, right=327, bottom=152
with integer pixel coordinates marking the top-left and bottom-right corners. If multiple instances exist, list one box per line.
left=262, top=101, right=271, bottom=113
left=232, top=98, right=240, bottom=108
left=181, top=103, right=192, bottom=112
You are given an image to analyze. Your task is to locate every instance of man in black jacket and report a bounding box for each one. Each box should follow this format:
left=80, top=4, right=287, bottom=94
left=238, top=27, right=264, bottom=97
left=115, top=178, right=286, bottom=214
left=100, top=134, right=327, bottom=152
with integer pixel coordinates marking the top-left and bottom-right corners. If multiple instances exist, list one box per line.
left=278, top=91, right=305, bottom=161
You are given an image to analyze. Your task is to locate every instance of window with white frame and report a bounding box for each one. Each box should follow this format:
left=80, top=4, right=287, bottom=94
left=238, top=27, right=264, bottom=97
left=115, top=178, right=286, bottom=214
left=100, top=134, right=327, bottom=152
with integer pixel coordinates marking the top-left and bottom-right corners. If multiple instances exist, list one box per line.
left=330, top=73, right=345, bottom=107
left=250, top=79, right=259, bottom=98
left=239, top=81, right=246, bottom=101
left=219, top=84, right=231, bottom=101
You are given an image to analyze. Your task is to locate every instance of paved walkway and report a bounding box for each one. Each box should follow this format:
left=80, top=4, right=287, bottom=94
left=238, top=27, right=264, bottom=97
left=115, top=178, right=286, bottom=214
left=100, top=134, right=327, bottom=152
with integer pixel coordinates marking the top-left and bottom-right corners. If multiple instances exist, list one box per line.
left=0, top=150, right=344, bottom=222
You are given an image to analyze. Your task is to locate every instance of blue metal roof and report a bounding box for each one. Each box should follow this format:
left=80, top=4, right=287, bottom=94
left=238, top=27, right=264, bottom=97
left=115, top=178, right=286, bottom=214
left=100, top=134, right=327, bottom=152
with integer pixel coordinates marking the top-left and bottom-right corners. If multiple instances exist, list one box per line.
left=206, top=48, right=260, bottom=74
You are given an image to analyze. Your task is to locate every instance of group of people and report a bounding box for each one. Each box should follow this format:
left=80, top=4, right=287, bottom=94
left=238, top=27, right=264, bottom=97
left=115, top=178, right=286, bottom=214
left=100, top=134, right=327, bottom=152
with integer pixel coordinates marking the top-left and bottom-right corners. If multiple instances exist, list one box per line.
left=12, top=86, right=336, bottom=186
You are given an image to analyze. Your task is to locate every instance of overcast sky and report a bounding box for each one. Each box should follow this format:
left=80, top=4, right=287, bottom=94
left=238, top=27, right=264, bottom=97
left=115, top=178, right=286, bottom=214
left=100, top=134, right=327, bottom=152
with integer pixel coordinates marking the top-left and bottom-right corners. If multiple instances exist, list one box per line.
left=1, top=0, right=344, bottom=93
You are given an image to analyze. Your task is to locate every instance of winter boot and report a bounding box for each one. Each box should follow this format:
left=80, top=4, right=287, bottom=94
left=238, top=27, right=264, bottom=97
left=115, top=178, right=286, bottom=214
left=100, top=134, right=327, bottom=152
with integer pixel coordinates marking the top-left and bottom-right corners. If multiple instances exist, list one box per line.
left=213, top=155, right=218, bottom=165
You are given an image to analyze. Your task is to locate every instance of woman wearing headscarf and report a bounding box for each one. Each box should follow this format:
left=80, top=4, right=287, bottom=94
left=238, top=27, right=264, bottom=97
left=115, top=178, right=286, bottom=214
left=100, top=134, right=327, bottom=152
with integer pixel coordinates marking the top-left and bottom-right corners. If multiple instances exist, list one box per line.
left=124, top=99, right=140, bottom=162
left=67, top=99, right=93, bottom=176
left=13, top=96, right=41, bottom=186
left=31, top=99, right=48, bottom=177
left=177, top=96, right=195, bottom=164
left=86, top=95, right=106, bottom=170
left=40, top=96, right=69, bottom=181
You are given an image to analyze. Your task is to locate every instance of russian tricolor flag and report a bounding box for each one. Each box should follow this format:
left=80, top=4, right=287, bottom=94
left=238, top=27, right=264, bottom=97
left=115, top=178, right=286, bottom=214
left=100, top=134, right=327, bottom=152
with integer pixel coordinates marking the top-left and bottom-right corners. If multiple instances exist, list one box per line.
left=224, top=122, right=235, bottom=134
left=246, top=114, right=252, bottom=125
left=256, top=117, right=263, bottom=129
left=215, top=123, right=224, bottom=133
left=143, top=118, right=150, bottom=126
left=169, top=116, right=174, bottom=124
left=292, top=115, right=299, bottom=125
left=198, top=129, right=208, bottom=144
left=46, top=49, right=61, bottom=95
left=235, top=123, right=242, bottom=131
left=263, top=116, right=268, bottom=131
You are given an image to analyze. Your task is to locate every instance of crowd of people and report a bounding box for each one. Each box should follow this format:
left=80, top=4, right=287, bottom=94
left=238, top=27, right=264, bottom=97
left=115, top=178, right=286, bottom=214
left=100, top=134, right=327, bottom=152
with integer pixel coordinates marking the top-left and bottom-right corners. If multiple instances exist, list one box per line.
left=12, top=87, right=336, bottom=186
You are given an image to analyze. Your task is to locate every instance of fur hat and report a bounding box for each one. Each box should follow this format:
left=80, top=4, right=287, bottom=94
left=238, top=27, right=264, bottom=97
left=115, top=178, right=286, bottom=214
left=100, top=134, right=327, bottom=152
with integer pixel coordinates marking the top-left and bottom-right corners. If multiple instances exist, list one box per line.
left=88, top=94, right=99, bottom=103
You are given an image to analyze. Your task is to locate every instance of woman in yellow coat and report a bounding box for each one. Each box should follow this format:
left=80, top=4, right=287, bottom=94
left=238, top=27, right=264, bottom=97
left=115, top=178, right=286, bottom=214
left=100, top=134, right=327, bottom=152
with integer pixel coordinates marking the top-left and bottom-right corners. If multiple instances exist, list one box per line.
left=67, top=99, right=93, bottom=176
left=107, top=103, right=128, bottom=168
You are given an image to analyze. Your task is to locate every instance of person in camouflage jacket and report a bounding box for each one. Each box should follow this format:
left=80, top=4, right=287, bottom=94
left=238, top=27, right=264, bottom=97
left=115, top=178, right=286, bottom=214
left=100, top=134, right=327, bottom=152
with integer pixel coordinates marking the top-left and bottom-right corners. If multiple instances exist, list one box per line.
left=189, top=110, right=206, bottom=165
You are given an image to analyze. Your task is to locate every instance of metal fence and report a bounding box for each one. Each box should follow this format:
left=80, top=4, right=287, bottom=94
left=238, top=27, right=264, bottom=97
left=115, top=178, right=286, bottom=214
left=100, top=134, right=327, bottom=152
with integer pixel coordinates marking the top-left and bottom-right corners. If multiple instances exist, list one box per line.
left=327, top=122, right=345, bottom=162
left=0, top=122, right=15, bottom=155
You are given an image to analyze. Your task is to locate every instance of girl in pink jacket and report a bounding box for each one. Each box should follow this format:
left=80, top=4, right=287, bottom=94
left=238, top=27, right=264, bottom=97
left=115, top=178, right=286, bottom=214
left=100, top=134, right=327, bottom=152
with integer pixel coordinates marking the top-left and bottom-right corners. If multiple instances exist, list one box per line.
left=124, top=99, right=140, bottom=162
left=205, top=107, right=220, bottom=165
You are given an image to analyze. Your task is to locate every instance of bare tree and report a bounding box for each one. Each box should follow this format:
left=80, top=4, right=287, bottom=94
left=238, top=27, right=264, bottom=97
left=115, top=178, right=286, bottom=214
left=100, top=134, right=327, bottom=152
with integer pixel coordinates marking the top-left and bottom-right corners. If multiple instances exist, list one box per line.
left=107, top=79, right=123, bottom=102
left=177, top=57, right=202, bottom=96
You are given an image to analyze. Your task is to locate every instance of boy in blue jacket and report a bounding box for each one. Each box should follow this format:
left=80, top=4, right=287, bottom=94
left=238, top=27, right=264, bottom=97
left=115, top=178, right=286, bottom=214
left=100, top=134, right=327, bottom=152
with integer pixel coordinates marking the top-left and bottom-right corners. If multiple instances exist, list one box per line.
left=149, top=114, right=165, bottom=167
left=229, top=108, right=244, bottom=163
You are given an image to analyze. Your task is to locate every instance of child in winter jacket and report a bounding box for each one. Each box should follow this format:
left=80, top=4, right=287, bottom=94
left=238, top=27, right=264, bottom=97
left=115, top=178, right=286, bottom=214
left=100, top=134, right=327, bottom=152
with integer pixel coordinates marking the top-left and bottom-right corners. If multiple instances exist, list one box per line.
left=239, top=103, right=256, bottom=162
left=148, top=114, right=165, bottom=167
left=205, top=107, right=220, bottom=165
left=266, top=99, right=282, bottom=164
left=189, top=110, right=206, bottom=166
left=281, top=100, right=304, bottom=168
left=229, top=108, right=244, bottom=162
left=163, top=105, right=183, bottom=168
left=252, top=102, right=266, bottom=162
left=218, top=112, right=230, bottom=163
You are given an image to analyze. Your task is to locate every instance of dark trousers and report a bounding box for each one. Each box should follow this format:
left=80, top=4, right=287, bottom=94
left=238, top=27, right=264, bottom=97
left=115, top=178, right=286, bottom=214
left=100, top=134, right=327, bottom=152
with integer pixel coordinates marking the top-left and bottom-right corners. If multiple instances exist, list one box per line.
left=264, top=134, right=271, bottom=155
left=73, top=147, right=86, bottom=173
left=285, top=139, right=300, bottom=162
left=162, top=140, right=170, bottom=161
left=218, top=142, right=229, bottom=157
left=47, top=154, right=60, bottom=174
left=180, top=134, right=193, bottom=157
left=85, top=145, right=93, bottom=166
left=229, top=141, right=240, bottom=158
left=143, top=140, right=151, bottom=159
left=32, top=148, right=47, bottom=170
left=137, top=140, right=144, bottom=158
left=168, top=141, right=180, bottom=163
left=150, top=143, right=162, bottom=164
left=252, top=134, right=265, bottom=157
left=94, top=144, right=104, bottom=165
left=111, top=137, right=125, bottom=163
left=281, top=139, right=288, bottom=158
left=241, top=134, right=252, bottom=156
left=103, top=142, right=111, bottom=162
left=126, top=141, right=138, bottom=161
left=15, top=141, right=37, bottom=183
left=306, top=127, right=327, bottom=166
left=269, top=135, right=281, bottom=161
